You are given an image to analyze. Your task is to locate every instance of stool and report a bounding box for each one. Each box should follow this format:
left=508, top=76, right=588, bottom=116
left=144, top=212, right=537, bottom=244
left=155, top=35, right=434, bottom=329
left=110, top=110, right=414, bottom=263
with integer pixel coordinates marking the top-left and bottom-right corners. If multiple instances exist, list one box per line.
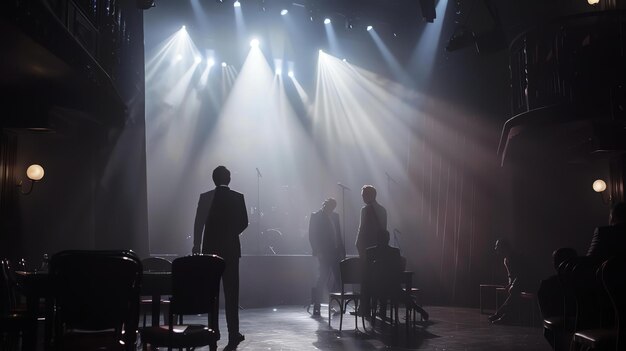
left=479, top=284, right=505, bottom=314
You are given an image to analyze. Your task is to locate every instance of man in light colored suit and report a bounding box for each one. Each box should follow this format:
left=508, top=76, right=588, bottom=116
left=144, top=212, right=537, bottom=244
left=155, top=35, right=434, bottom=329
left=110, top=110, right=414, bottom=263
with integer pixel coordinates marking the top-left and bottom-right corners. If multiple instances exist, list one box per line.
left=193, top=165, right=248, bottom=348
left=308, top=198, right=344, bottom=316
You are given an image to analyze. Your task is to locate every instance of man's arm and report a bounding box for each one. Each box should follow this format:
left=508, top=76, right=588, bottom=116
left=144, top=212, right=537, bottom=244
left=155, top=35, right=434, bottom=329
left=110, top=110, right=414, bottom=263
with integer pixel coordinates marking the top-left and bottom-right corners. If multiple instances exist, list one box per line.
left=193, top=195, right=209, bottom=254
left=234, top=193, right=249, bottom=235
left=586, top=227, right=602, bottom=257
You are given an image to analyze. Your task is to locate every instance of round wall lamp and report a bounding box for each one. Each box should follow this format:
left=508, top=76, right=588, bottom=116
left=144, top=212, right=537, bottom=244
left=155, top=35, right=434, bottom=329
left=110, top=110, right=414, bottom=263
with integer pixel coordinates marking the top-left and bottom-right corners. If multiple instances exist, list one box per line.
left=17, top=164, right=45, bottom=195
left=592, top=179, right=606, bottom=193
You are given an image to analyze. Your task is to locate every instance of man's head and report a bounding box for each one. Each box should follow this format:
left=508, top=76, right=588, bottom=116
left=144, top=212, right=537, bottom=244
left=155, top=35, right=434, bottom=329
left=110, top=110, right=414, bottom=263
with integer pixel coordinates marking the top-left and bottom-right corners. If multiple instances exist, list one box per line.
left=212, top=166, right=231, bottom=186
left=377, top=230, right=390, bottom=246
left=322, top=198, right=337, bottom=214
left=610, top=202, right=626, bottom=226
left=361, top=185, right=377, bottom=204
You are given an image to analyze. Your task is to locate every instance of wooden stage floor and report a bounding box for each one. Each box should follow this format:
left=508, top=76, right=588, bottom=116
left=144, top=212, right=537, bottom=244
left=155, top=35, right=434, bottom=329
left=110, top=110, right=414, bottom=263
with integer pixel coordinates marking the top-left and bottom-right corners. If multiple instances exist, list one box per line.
left=141, top=305, right=551, bottom=350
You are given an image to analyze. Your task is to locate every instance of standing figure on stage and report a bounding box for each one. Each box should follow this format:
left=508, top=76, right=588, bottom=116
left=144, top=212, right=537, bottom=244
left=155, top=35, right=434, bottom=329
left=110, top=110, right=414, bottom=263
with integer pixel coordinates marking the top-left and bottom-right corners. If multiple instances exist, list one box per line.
left=308, top=198, right=345, bottom=316
left=193, top=165, right=248, bottom=348
left=355, top=185, right=387, bottom=258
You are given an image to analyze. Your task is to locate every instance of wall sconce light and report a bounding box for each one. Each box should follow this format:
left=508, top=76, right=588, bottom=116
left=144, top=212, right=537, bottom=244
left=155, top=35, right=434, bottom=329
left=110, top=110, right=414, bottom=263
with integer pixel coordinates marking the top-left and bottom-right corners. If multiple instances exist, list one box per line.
left=17, top=164, right=45, bottom=195
left=592, top=179, right=611, bottom=204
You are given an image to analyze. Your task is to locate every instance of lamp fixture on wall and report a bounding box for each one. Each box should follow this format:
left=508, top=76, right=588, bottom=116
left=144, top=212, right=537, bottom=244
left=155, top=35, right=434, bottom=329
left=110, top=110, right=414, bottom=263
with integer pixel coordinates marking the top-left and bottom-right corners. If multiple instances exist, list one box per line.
left=592, top=179, right=611, bottom=204
left=17, top=164, right=45, bottom=195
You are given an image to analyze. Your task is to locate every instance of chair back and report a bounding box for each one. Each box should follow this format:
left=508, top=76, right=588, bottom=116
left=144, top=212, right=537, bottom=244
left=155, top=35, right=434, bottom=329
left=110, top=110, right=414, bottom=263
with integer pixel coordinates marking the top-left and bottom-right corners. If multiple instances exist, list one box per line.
left=170, top=254, right=225, bottom=316
left=49, top=250, right=142, bottom=346
left=601, top=256, right=626, bottom=350
left=339, top=257, right=362, bottom=286
left=0, top=259, right=12, bottom=315
left=369, top=254, right=403, bottom=300
left=142, top=257, right=172, bottom=272
left=567, top=256, right=605, bottom=331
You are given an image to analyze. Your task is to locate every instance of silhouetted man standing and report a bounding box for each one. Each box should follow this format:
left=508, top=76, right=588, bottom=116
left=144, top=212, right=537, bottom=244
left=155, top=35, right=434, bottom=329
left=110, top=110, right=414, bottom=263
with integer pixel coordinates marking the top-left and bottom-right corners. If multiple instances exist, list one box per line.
left=586, top=202, right=626, bottom=262
left=308, top=198, right=344, bottom=316
left=193, top=165, right=248, bottom=348
left=355, top=185, right=387, bottom=258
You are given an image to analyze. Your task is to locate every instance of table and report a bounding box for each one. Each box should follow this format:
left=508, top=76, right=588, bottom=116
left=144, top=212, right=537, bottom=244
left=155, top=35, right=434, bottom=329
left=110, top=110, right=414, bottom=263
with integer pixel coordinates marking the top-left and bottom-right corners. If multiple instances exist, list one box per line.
left=141, top=271, right=172, bottom=327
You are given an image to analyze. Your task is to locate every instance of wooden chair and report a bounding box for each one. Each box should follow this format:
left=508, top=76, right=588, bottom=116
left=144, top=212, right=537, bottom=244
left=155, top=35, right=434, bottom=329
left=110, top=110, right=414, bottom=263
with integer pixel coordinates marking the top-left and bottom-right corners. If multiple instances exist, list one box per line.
left=140, top=257, right=172, bottom=327
left=140, top=254, right=224, bottom=351
left=48, top=250, right=142, bottom=351
left=329, top=257, right=362, bottom=331
left=1, top=259, right=29, bottom=350
left=572, top=256, right=626, bottom=351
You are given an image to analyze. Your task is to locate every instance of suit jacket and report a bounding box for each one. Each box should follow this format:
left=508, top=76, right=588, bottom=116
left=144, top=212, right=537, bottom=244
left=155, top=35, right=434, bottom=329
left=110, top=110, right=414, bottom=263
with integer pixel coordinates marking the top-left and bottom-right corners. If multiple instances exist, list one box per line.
left=308, top=210, right=344, bottom=257
left=586, top=223, right=626, bottom=262
left=193, top=186, right=248, bottom=259
left=355, top=202, right=387, bottom=255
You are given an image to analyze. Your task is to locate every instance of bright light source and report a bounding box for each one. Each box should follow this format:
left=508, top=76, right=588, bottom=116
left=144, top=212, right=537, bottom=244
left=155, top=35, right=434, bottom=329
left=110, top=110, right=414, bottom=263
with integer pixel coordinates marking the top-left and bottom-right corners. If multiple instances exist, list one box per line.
left=194, top=56, right=201, bottom=64
left=221, top=62, right=227, bottom=67
left=280, top=9, right=288, bottom=15
left=207, top=58, right=215, bottom=67
left=342, top=58, right=347, bottom=62
left=174, top=54, right=183, bottom=62
left=233, top=0, right=241, bottom=7
left=288, top=71, right=294, bottom=78
left=319, top=49, right=324, bottom=54
left=593, top=179, right=607, bottom=193
left=366, top=25, right=373, bottom=31
left=181, top=25, right=186, bottom=30
left=588, top=0, right=600, bottom=4
left=250, top=39, right=259, bottom=48
left=324, top=18, right=331, bottom=24
left=26, top=164, right=45, bottom=181
left=276, top=68, right=282, bottom=75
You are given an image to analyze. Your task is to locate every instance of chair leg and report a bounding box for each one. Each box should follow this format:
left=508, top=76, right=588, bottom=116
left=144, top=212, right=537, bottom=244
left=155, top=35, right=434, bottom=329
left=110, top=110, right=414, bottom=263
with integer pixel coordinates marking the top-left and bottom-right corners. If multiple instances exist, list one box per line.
left=339, top=298, right=344, bottom=331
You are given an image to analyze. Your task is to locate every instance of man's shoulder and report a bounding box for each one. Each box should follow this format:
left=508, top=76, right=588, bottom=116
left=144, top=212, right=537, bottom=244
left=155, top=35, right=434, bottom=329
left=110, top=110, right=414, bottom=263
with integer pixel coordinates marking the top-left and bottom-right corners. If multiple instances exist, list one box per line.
left=199, top=190, right=215, bottom=198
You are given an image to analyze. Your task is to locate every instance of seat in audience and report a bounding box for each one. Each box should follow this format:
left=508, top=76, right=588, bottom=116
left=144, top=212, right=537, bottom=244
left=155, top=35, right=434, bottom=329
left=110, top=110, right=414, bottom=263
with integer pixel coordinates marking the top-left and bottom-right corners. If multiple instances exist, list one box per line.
left=48, top=250, right=142, bottom=351
left=140, top=254, right=224, bottom=351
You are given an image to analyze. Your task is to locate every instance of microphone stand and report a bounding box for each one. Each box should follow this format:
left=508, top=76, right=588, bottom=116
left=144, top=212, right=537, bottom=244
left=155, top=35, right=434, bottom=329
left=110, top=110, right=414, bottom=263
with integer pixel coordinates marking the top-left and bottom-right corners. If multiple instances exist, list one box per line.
left=256, top=168, right=262, bottom=255
left=337, top=183, right=350, bottom=257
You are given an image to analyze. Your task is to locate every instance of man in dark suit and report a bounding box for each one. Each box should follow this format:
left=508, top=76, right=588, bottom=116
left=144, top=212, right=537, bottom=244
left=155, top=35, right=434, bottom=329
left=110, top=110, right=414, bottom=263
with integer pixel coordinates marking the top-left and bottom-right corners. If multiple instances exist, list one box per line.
left=355, top=185, right=387, bottom=258
left=308, top=198, right=344, bottom=316
left=586, top=202, right=626, bottom=262
left=193, top=165, right=248, bottom=348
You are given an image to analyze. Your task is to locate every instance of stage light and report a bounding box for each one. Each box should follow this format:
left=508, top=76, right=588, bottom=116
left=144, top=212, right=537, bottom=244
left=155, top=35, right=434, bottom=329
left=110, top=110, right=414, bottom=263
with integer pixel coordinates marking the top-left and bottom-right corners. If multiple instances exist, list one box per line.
left=276, top=68, right=282, bottom=75
left=181, top=25, right=186, bottom=31
left=319, top=49, right=324, bottom=54
left=194, top=56, right=201, bottom=64
left=324, top=18, right=331, bottom=24
left=593, top=179, right=607, bottom=193
left=418, top=0, right=436, bottom=22
left=250, top=38, right=260, bottom=48
left=207, top=58, right=215, bottom=67
left=366, top=25, right=373, bottom=31
left=288, top=71, right=294, bottom=78
left=281, top=9, right=288, bottom=15
left=342, top=58, right=347, bottom=62
left=233, top=0, right=241, bottom=7
left=588, top=0, right=600, bottom=4
left=222, top=62, right=227, bottom=67
left=174, top=54, right=183, bottom=62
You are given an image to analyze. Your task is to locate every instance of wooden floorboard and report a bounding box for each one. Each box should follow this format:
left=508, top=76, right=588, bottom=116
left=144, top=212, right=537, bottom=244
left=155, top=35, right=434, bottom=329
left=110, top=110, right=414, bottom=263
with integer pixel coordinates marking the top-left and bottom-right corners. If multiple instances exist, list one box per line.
left=140, top=305, right=551, bottom=350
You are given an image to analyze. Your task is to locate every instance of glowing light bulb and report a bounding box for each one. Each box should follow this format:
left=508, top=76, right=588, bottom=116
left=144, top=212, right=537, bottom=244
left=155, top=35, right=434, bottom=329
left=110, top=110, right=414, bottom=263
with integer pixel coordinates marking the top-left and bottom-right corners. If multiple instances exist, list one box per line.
left=280, top=9, right=288, bottom=15
left=26, top=164, right=45, bottom=181
left=324, top=18, right=331, bottom=24
left=288, top=71, right=294, bottom=78
left=593, top=179, right=607, bottom=193
left=250, top=39, right=259, bottom=48
left=233, top=0, right=241, bottom=7
left=207, top=58, right=215, bottom=67
left=221, top=62, right=227, bottom=67
left=366, top=25, right=373, bottom=31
